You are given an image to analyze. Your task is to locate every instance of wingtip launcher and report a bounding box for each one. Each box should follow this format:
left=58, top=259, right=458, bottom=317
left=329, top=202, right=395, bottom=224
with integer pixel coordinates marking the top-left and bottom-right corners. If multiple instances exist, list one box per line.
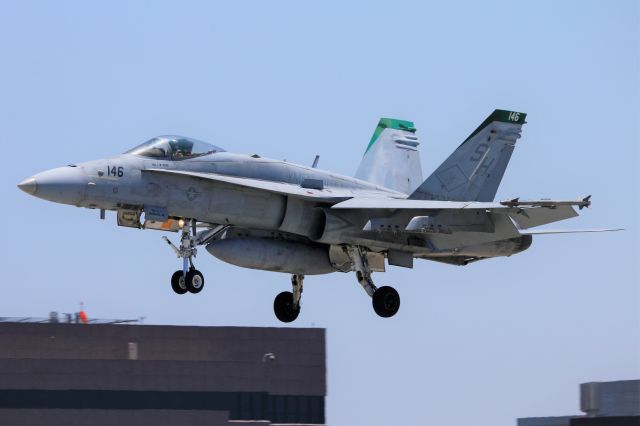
left=499, top=196, right=592, bottom=210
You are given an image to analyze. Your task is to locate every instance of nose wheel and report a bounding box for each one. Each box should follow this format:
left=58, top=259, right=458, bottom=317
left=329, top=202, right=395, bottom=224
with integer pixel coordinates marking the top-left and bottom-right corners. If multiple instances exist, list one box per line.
left=170, top=270, right=188, bottom=294
left=171, top=268, right=205, bottom=294
left=185, top=269, right=204, bottom=293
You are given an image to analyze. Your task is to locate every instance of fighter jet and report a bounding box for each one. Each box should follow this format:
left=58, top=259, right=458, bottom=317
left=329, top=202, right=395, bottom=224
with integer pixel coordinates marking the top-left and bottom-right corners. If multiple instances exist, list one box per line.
left=18, top=110, right=605, bottom=322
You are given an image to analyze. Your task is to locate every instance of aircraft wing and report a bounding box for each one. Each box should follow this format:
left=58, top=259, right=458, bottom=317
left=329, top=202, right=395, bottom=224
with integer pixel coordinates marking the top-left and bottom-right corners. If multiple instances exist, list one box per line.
left=143, top=169, right=398, bottom=201
left=331, top=198, right=502, bottom=210
left=519, top=228, right=623, bottom=235
left=331, top=196, right=592, bottom=229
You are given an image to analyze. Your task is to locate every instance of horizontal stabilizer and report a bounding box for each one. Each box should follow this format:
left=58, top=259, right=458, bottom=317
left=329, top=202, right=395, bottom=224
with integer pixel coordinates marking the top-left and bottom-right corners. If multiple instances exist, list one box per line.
left=508, top=205, right=578, bottom=229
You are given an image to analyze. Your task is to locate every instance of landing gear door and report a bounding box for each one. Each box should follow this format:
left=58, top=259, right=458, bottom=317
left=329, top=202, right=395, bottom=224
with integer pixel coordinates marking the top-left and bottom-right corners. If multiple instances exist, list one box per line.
left=144, top=219, right=181, bottom=232
left=142, top=205, right=180, bottom=232
left=117, top=209, right=141, bottom=229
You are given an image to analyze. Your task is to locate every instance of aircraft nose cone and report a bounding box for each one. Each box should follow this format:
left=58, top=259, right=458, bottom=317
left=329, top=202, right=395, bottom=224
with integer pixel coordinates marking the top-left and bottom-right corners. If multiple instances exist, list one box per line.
left=23, top=166, right=88, bottom=205
left=17, top=177, right=37, bottom=195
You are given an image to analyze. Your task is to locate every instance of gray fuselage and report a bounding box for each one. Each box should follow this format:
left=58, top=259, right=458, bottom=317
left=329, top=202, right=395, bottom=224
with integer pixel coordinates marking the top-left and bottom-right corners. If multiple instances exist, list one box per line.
left=21, top=140, right=531, bottom=274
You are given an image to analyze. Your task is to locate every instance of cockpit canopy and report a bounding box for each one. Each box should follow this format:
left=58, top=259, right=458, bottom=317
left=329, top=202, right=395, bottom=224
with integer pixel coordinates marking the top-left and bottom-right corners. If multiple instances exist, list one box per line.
left=125, top=136, right=225, bottom=160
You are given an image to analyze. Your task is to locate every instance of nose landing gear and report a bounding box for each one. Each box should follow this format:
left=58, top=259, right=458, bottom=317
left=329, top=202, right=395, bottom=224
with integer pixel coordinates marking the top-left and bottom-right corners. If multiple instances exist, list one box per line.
left=164, top=220, right=226, bottom=295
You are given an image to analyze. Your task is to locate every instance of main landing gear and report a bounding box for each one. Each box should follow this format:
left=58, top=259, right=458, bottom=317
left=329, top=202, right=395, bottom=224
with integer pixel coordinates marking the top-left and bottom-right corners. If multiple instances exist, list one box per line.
left=271, top=246, right=400, bottom=323
left=163, top=220, right=225, bottom=295
left=347, top=246, right=400, bottom=318
left=273, top=274, right=303, bottom=323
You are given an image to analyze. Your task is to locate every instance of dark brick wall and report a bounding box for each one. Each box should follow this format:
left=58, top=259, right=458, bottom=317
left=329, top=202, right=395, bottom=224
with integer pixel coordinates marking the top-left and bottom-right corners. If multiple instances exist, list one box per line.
left=0, top=409, right=230, bottom=426
left=0, top=323, right=326, bottom=425
left=570, top=416, right=640, bottom=426
left=0, top=323, right=325, bottom=396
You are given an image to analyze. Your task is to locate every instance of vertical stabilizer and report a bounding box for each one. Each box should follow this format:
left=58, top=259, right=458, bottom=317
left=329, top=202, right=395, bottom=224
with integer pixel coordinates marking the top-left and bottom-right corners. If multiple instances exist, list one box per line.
left=355, top=118, right=423, bottom=194
left=410, top=110, right=526, bottom=201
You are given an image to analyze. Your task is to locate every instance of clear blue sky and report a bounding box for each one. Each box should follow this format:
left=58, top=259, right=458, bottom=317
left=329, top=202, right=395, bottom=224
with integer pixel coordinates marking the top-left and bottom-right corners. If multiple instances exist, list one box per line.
left=1, top=1, right=638, bottom=425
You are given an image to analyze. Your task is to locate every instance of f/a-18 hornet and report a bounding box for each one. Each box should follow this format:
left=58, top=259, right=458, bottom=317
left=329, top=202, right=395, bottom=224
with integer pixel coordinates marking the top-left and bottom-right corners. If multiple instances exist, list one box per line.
left=19, top=110, right=606, bottom=322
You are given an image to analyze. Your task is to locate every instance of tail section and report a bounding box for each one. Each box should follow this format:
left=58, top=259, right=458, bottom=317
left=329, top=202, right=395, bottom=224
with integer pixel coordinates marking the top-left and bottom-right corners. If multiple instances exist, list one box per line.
left=355, top=118, right=423, bottom=194
left=410, top=109, right=526, bottom=201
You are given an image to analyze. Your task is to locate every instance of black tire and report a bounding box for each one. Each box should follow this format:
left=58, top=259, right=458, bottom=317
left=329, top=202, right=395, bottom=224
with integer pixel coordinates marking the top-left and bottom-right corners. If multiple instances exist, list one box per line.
left=273, top=291, right=300, bottom=323
left=171, top=270, right=188, bottom=295
left=185, top=269, right=205, bottom=294
left=372, top=286, right=400, bottom=318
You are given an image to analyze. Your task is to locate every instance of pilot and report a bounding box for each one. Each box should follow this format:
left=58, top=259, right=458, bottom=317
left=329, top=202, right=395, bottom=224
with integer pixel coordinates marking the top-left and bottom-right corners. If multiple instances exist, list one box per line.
left=169, top=139, right=194, bottom=159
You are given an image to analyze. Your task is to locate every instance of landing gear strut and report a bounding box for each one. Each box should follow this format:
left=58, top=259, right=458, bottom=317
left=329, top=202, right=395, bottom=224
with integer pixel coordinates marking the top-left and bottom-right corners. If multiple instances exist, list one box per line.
left=273, top=274, right=304, bottom=323
left=347, top=246, right=400, bottom=318
left=164, top=220, right=226, bottom=295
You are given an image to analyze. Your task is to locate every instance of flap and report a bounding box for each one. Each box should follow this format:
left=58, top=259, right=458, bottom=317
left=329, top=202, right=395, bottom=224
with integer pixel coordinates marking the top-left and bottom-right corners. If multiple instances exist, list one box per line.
left=519, top=228, right=623, bottom=235
left=332, top=197, right=588, bottom=230
left=331, top=197, right=494, bottom=210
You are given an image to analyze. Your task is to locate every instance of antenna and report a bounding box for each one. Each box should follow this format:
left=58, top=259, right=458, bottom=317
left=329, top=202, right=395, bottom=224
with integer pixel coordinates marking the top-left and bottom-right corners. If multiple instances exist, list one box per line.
left=312, top=155, right=320, bottom=168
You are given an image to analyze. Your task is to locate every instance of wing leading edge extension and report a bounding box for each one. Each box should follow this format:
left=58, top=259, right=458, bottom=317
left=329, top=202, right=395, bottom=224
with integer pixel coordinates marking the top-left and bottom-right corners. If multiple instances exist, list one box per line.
left=142, top=168, right=396, bottom=201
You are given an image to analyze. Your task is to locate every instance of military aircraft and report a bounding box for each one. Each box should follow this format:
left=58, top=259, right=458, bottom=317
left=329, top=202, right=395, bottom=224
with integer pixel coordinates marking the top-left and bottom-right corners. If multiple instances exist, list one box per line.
left=18, top=110, right=607, bottom=322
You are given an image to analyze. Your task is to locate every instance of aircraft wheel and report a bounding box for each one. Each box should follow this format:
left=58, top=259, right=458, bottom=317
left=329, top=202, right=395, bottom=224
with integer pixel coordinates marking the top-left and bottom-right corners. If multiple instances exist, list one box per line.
left=185, top=269, right=205, bottom=294
left=372, top=286, right=400, bottom=318
left=171, top=270, right=188, bottom=295
left=273, top=291, right=300, bottom=323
